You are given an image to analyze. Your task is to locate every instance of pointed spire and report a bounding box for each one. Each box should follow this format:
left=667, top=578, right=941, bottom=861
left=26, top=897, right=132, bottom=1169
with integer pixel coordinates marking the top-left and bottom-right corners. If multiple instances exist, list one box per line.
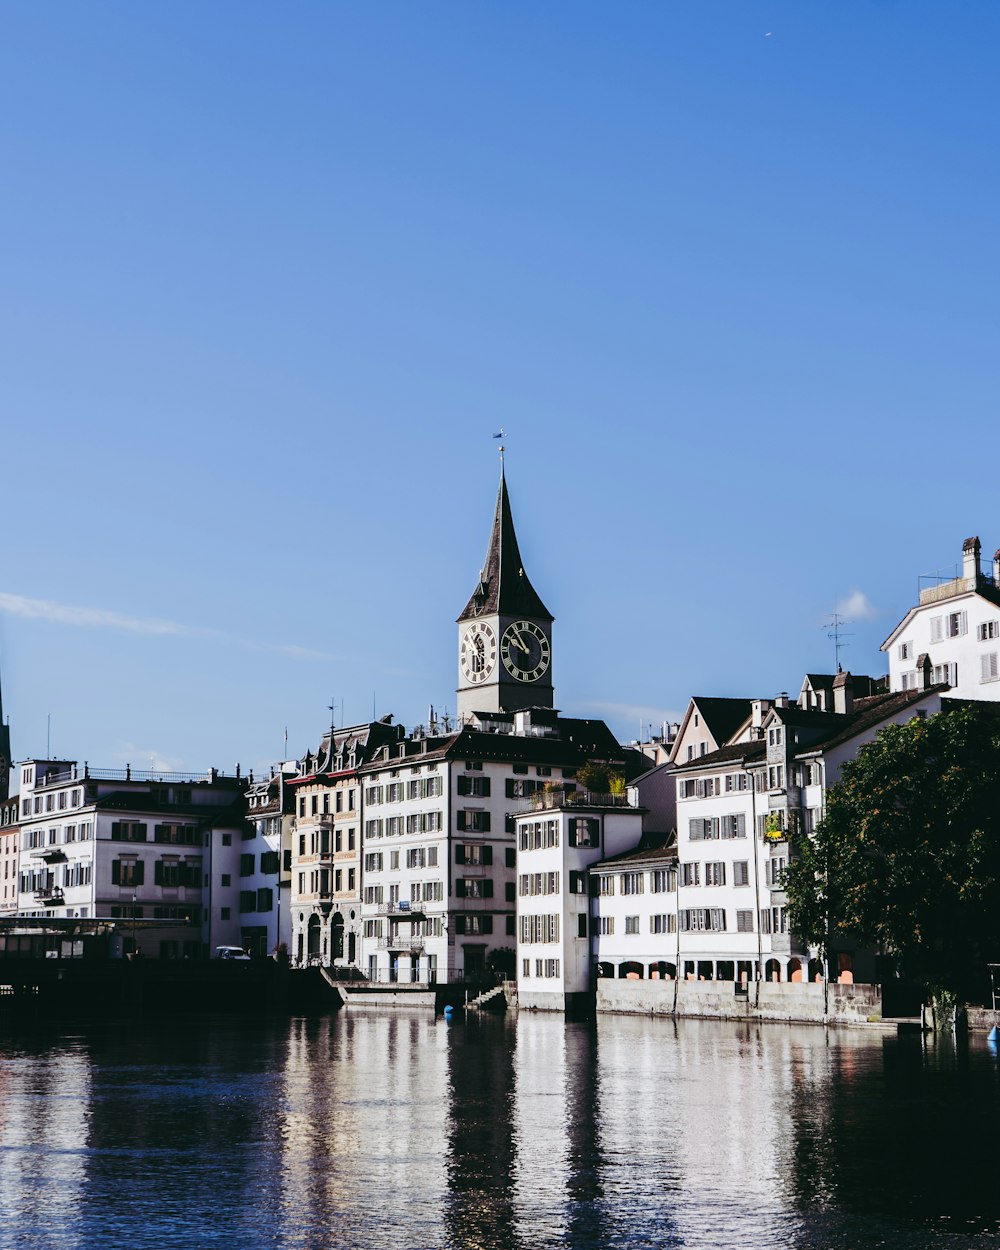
left=457, top=462, right=553, bottom=623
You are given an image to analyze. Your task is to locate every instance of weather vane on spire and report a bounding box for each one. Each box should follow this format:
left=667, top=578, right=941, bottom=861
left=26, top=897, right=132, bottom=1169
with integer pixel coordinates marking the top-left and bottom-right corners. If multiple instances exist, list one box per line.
left=492, top=426, right=506, bottom=466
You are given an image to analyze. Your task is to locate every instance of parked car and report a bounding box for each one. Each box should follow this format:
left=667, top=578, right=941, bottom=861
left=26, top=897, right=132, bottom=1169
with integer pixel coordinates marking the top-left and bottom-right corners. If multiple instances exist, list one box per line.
left=214, top=945, right=251, bottom=961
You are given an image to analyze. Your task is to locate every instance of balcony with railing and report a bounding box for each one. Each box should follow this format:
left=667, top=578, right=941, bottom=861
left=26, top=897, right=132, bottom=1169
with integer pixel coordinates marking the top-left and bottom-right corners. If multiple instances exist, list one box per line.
left=34, top=886, right=65, bottom=905
left=378, top=935, right=425, bottom=952
left=507, top=788, right=636, bottom=815
left=378, top=900, right=426, bottom=918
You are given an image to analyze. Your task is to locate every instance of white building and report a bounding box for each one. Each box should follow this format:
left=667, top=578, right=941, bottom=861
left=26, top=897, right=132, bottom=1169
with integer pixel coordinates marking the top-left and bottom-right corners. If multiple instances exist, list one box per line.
left=13, top=759, right=255, bottom=957
left=883, top=535, right=1000, bottom=699
left=514, top=795, right=647, bottom=1011
left=589, top=840, right=678, bottom=982
left=667, top=677, right=945, bottom=986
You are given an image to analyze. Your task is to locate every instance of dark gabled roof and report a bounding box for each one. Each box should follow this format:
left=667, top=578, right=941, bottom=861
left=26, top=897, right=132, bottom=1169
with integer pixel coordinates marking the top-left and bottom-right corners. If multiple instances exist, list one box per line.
left=673, top=740, right=767, bottom=771
left=357, top=717, right=625, bottom=775
left=793, top=686, right=946, bottom=757
left=691, top=697, right=753, bottom=747
left=457, top=467, right=552, bottom=623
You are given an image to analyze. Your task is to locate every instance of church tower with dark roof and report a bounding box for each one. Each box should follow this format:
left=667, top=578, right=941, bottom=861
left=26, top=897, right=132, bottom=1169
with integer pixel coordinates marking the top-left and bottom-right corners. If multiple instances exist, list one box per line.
left=456, top=464, right=554, bottom=719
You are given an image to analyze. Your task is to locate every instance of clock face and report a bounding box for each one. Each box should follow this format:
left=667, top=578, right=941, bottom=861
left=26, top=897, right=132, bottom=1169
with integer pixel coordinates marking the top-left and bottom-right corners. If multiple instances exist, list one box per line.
left=460, top=622, right=498, bottom=684
left=501, top=621, right=551, bottom=683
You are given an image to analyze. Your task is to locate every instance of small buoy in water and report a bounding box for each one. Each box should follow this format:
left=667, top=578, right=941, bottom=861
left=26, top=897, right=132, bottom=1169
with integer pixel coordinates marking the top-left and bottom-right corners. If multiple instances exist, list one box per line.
left=443, top=1004, right=454, bottom=1019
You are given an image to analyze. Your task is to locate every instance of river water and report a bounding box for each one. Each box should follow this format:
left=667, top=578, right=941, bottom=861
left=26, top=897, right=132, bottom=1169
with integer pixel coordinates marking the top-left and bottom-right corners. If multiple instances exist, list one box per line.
left=0, top=1011, right=998, bottom=1250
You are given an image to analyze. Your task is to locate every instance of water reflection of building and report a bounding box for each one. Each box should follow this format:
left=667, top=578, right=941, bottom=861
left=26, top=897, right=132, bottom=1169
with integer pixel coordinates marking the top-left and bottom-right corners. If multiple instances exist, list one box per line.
left=0, top=1042, right=91, bottom=1235
left=443, top=1016, right=522, bottom=1250
left=277, top=1012, right=451, bottom=1247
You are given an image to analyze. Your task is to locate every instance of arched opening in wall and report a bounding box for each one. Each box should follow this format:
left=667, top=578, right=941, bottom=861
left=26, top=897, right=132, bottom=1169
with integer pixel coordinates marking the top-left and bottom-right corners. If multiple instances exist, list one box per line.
left=737, top=960, right=755, bottom=986
left=596, top=962, right=615, bottom=979
left=696, top=960, right=714, bottom=981
left=649, top=961, right=676, bottom=980
left=619, top=961, right=643, bottom=980
left=837, top=952, right=854, bottom=984
left=788, top=958, right=803, bottom=983
left=332, top=913, right=345, bottom=961
left=765, top=958, right=782, bottom=982
left=307, top=914, right=321, bottom=962
left=808, top=958, right=824, bottom=982
left=296, top=932, right=304, bottom=966
left=348, top=931, right=356, bottom=964
left=716, top=960, right=735, bottom=982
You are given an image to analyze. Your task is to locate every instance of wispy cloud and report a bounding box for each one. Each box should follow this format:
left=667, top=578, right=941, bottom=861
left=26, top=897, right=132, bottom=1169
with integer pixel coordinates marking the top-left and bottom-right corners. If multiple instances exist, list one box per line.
left=0, top=591, right=330, bottom=661
left=0, top=591, right=200, bottom=637
left=832, top=589, right=879, bottom=622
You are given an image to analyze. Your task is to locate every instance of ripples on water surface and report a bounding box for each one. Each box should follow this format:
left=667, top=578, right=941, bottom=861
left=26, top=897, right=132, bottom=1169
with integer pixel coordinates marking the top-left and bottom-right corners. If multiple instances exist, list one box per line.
left=0, top=1012, right=998, bottom=1249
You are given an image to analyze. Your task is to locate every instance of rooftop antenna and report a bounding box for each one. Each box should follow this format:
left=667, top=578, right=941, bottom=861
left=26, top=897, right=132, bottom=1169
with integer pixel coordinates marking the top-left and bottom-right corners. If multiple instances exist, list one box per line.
left=47, top=713, right=51, bottom=759
left=823, top=613, right=854, bottom=673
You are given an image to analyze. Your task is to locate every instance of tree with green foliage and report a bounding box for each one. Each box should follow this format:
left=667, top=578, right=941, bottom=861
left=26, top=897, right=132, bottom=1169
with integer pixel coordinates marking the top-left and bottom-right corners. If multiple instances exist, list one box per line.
left=575, top=760, right=623, bottom=795
left=784, top=702, right=1000, bottom=1005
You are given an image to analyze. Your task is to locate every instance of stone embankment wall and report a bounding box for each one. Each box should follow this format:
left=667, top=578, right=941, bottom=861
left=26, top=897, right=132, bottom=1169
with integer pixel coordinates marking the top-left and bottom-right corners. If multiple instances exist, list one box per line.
left=596, top=978, right=883, bottom=1026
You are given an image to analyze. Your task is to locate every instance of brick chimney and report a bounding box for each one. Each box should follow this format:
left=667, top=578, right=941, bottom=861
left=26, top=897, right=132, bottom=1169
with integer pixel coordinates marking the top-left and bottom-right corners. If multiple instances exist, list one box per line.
left=916, top=653, right=932, bottom=691
left=963, top=536, right=981, bottom=585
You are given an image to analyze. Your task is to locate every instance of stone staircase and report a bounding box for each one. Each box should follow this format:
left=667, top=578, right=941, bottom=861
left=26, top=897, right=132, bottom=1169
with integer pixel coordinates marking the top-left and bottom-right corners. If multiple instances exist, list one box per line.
left=467, top=982, right=507, bottom=1011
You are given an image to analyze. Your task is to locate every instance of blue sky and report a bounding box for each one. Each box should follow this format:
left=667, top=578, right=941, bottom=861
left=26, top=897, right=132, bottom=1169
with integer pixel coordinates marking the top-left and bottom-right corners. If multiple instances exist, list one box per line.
left=1, top=2, right=997, bottom=773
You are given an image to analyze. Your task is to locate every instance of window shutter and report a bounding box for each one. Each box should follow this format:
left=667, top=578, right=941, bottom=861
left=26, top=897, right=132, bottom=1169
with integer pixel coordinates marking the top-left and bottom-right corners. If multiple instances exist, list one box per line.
left=154, top=861, right=164, bottom=886
left=482, top=879, right=494, bottom=898
left=481, top=915, right=494, bottom=934
left=930, top=617, right=943, bottom=642
left=456, top=879, right=467, bottom=898
left=481, top=813, right=491, bottom=833
left=456, top=812, right=467, bottom=832
left=455, top=844, right=465, bottom=864
left=457, top=776, right=470, bottom=796
left=960, top=611, right=968, bottom=636
left=482, top=845, right=493, bottom=866
left=111, top=822, right=122, bottom=841
left=135, top=861, right=145, bottom=885
left=112, top=860, right=121, bottom=885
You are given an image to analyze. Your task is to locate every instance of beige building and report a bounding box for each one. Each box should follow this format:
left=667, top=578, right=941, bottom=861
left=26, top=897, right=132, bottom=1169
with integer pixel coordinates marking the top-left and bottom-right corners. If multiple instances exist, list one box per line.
left=288, top=718, right=403, bottom=969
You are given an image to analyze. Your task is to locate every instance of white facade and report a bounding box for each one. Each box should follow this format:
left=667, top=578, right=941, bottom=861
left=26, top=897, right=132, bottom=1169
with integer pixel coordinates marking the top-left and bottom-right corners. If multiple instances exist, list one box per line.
left=515, top=802, right=645, bottom=1011
left=669, top=682, right=946, bottom=985
left=883, top=536, right=1000, bottom=700
left=13, top=759, right=252, bottom=957
left=589, top=845, right=678, bottom=981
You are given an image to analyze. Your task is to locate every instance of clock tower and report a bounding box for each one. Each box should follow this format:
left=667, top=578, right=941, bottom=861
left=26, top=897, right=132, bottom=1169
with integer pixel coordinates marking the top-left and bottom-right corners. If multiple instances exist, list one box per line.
left=457, top=463, right=554, bottom=719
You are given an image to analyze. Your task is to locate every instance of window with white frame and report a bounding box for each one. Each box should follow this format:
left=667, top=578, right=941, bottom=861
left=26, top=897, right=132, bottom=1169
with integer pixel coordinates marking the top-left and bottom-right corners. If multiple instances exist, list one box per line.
left=597, top=916, right=614, bottom=935
left=705, top=862, right=726, bottom=887
left=736, top=910, right=754, bottom=932
left=651, top=913, right=676, bottom=934
left=733, top=861, right=750, bottom=887
left=981, top=653, right=999, bottom=683
left=624, top=916, right=640, bottom=935
left=620, top=872, right=644, bottom=895
left=980, top=621, right=1000, bottom=641
left=899, top=641, right=912, bottom=660
left=932, top=662, right=957, bottom=687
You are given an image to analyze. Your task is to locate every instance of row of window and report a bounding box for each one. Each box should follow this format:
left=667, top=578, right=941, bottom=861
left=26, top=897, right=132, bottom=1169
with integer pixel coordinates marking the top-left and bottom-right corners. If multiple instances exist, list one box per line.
left=298, top=828, right=356, bottom=856
left=298, top=789, right=357, bottom=817
left=596, top=868, right=675, bottom=896
left=364, top=778, right=444, bottom=805
left=595, top=906, right=789, bottom=937
left=520, top=914, right=559, bottom=944
left=688, top=815, right=747, bottom=841
left=239, top=888, right=274, bottom=913
left=21, top=788, right=83, bottom=818
left=521, top=958, right=560, bottom=979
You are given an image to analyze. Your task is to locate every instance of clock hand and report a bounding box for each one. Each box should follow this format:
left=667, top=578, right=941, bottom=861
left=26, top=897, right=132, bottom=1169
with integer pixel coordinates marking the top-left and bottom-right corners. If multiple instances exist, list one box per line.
left=514, top=632, right=530, bottom=654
